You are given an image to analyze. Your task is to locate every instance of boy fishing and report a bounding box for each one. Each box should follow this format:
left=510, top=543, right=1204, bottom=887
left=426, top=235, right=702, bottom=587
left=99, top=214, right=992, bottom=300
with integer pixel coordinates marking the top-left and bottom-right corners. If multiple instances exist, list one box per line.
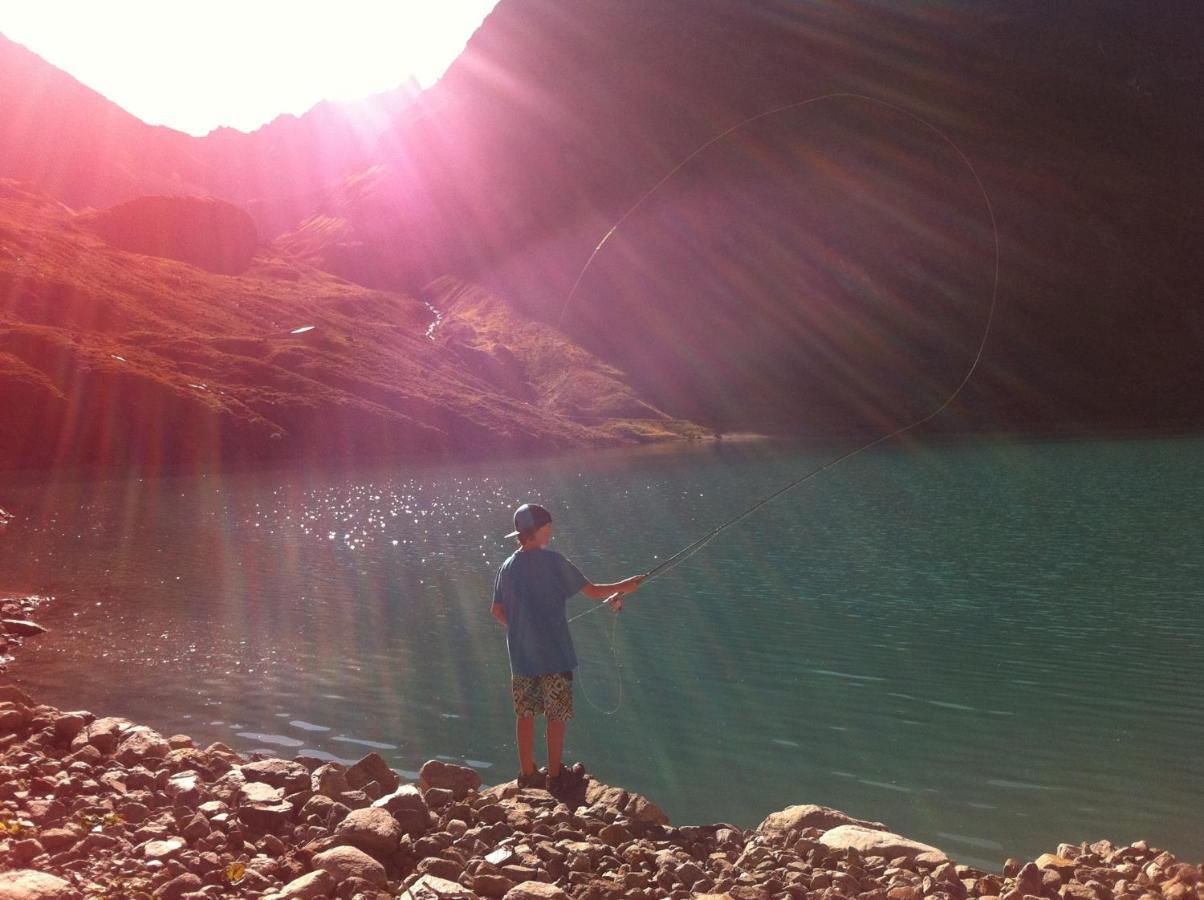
left=491, top=502, right=644, bottom=791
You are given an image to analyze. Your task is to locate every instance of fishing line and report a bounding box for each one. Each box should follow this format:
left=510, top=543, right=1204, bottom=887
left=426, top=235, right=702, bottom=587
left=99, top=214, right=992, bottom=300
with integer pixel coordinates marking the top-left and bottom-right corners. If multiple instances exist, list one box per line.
left=562, top=93, right=1001, bottom=713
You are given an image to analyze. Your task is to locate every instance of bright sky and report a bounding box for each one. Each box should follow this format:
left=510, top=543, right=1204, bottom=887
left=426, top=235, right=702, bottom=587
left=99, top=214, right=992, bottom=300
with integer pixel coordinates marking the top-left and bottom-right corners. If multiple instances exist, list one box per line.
left=0, top=1, right=499, bottom=136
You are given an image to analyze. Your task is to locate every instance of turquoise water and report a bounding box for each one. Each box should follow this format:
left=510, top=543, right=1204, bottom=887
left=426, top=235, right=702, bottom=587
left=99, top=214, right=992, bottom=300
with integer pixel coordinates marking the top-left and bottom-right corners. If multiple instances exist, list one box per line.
left=2, top=436, right=1202, bottom=867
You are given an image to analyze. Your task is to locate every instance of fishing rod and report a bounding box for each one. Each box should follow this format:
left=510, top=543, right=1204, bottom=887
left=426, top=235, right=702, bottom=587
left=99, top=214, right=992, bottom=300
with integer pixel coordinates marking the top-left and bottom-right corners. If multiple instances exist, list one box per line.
left=566, top=93, right=1001, bottom=625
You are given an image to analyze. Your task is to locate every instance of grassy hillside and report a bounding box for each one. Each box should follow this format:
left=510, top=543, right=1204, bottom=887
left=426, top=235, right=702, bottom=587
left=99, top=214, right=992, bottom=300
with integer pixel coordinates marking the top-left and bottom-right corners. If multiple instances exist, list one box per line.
left=0, top=183, right=704, bottom=473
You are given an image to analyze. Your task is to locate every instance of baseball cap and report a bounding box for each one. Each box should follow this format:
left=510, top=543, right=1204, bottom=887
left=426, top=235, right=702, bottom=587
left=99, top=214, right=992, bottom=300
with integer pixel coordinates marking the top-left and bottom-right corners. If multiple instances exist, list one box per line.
left=506, top=503, right=552, bottom=538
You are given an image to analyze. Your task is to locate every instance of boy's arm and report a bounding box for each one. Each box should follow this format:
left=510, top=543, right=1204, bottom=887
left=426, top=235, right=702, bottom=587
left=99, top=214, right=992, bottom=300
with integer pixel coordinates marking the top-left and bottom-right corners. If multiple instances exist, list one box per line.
left=581, top=575, right=645, bottom=601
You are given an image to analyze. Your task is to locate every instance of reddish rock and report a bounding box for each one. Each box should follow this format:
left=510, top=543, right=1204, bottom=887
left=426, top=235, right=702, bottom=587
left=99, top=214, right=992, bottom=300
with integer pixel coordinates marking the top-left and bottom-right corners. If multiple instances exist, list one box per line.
left=419, top=759, right=481, bottom=799
left=346, top=752, right=400, bottom=794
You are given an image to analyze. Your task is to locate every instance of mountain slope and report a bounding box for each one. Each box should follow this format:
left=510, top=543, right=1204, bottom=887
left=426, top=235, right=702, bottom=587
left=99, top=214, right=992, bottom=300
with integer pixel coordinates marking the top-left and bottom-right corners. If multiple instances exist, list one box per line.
left=0, top=184, right=702, bottom=472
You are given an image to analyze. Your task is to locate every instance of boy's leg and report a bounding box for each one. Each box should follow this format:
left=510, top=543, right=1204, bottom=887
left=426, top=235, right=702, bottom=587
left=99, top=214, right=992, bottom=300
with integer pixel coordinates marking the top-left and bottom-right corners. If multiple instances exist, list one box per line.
left=516, top=716, right=536, bottom=776
left=546, top=718, right=566, bottom=778
left=543, top=672, right=574, bottom=779
left=512, top=675, right=540, bottom=777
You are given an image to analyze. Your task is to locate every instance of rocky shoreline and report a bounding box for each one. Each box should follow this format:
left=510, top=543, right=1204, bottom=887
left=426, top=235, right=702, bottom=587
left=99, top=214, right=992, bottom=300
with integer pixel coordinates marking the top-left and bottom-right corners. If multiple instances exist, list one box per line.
left=2, top=598, right=1201, bottom=900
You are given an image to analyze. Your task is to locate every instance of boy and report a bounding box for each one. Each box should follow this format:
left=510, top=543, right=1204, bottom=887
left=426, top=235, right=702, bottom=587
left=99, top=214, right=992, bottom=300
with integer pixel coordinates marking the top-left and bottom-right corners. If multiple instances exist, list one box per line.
left=491, top=503, right=643, bottom=791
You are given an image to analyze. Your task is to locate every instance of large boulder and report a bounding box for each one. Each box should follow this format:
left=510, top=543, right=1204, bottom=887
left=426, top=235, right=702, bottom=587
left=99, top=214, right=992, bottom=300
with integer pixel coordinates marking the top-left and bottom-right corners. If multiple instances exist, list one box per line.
left=757, top=804, right=886, bottom=842
left=819, top=824, right=947, bottom=861
left=88, top=195, right=259, bottom=275
left=0, top=869, right=76, bottom=899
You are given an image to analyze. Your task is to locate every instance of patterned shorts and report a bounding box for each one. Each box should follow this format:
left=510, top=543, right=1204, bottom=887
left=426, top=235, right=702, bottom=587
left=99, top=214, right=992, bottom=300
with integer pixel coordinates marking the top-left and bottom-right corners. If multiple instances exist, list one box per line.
left=512, top=671, right=574, bottom=721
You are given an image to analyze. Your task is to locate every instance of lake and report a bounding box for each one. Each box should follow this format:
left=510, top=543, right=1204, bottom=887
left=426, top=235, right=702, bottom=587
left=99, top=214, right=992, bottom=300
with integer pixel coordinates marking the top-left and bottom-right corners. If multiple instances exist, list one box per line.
left=2, top=435, right=1202, bottom=868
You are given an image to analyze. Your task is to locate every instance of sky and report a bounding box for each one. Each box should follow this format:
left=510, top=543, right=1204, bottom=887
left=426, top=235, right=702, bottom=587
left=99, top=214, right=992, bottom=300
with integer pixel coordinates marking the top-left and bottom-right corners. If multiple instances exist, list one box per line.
left=0, top=1, right=499, bottom=136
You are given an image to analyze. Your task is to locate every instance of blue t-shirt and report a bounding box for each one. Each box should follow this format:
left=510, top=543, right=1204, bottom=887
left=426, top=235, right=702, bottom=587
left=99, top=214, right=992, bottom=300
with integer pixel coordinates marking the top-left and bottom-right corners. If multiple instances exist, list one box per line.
left=492, top=548, right=589, bottom=676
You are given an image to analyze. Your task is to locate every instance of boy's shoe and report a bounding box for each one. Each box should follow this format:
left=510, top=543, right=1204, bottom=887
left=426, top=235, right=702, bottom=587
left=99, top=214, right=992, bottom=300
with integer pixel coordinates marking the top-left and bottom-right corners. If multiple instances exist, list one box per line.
left=548, top=762, right=586, bottom=793
left=516, top=769, right=546, bottom=789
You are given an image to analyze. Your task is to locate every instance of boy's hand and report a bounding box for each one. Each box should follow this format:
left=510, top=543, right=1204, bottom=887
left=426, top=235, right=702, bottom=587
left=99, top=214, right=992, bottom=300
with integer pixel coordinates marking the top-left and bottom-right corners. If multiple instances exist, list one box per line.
left=605, top=592, right=624, bottom=612
left=622, top=575, right=645, bottom=594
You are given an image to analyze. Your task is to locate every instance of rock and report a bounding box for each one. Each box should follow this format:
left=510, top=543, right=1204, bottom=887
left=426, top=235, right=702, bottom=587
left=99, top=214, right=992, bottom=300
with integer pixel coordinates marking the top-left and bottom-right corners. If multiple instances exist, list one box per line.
left=36, top=827, right=80, bottom=853
left=157, top=872, right=204, bottom=900
left=0, top=869, right=76, bottom=899
left=203, top=741, right=244, bottom=765
left=238, top=800, right=295, bottom=832
left=0, top=684, right=35, bottom=705
left=312, top=762, right=351, bottom=797
left=473, top=873, right=517, bottom=897
left=626, top=791, right=671, bottom=826
left=240, top=781, right=286, bottom=805
left=333, top=806, right=402, bottom=856
left=401, top=874, right=478, bottom=899
left=418, top=857, right=465, bottom=881
left=346, top=752, right=400, bottom=794
left=1017, top=862, right=1045, bottom=894
left=503, top=882, right=569, bottom=900
left=0, top=705, right=29, bottom=730
left=312, top=844, right=388, bottom=884
left=420, top=759, right=482, bottom=798
left=270, top=869, right=336, bottom=899
left=1, top=619, right=47, bottom=637
left=599, top=823, right=633, bottom=846
left=820, top=825, right=946, bottom=861
left=372, top=784, right=431, bottom=835
left=242, top=759, right=311, bottom=793
left=51, top=712, right=86, bottom=741
left=115, top=725, right=170, bottom=764
left=76, top=715, right=133, bottom=754
left=758, top=804, right=886, bottom=842
left=144, top=838, right=186, bottom=860
left=1037, top=854, right=1079, bottom=876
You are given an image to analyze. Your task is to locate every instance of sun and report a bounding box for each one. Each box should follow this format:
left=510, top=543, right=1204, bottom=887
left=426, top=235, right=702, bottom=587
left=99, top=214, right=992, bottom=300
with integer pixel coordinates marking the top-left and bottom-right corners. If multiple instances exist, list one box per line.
left=0, top=0, right=500, bottom=136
